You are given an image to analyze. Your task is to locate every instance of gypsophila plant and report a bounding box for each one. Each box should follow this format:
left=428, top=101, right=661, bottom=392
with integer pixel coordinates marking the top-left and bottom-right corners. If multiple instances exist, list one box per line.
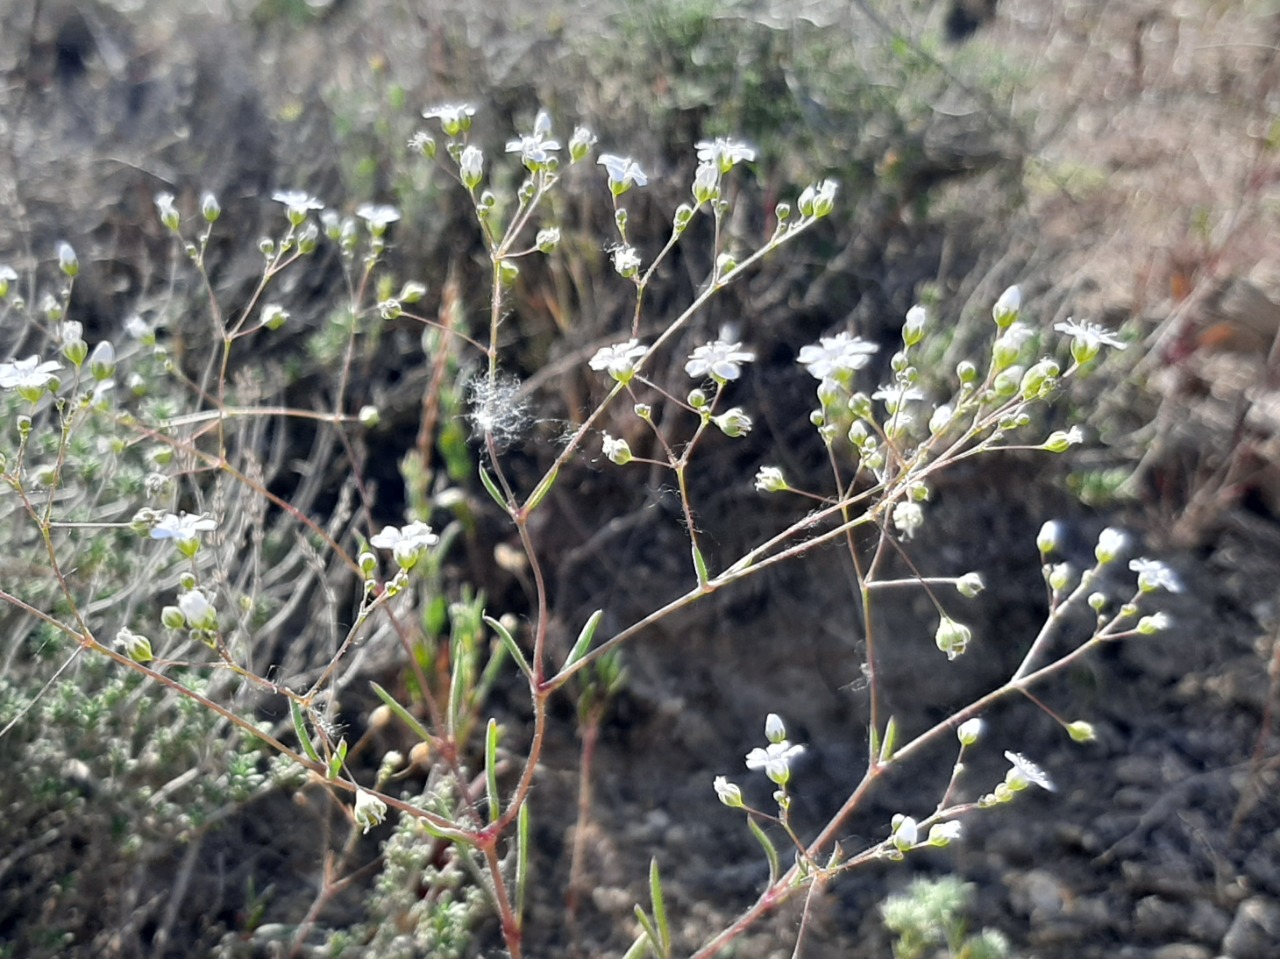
left=0, top=97, right=1180, bottom=959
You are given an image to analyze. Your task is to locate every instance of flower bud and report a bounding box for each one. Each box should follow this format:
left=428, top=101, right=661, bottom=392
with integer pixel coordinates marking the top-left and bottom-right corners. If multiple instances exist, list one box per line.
left=156, top=192, right=180, bottom=232
left=88, top=341, right=115, bottom=380
left=1095, top=527, right=1128, bottom=565
left=161, top=605, right=186, bottom=629
left=935, top=616, right=971, bottom=660
left=992, top=285, right=1021, bottom=328
left=63, top=337, right=88, bottom=367
left=957, top=717, right=984, bottom=745
left=114, top=627, right=153, bottom=663
left=58, top=242, right=79, bottom=278
left=1066, top=721, right=1096, bottom=743
left=891, top=814, right=918, bottom=851
left=536, top=227, right=561, bottom=254
left=902, top=305, right=927, bottom=346
left=1048, top=563, right=1074, bottom=592
left=354, top=788, right=388, bottom=834
left=713, top=775, right=744, bottom=808
left=201, top=192, right=221, bottom=223
left=713, top=407, right=753, bottom=437
left=764, top=713, right=786, bottom=744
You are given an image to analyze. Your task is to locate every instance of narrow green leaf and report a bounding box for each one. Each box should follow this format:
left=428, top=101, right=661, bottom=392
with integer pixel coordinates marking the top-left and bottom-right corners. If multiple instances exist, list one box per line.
left=327, top=737, right=348, bottom=779
left=515, top=802, right=530, bottom=926
left=524, top=464, right=558, bottom=513
left=879, top=715, right=899, bottom=763
left=747, top=817, right=780, bottom=885
left=648, top=858, right=670, bottom=956
left=370, top=682, right=432, bottom=742
left=563, top=609, right=603, bottom=670
left=691, top=542, right=709, bottom=588
left=484, top=718, right=501, bottom=823
left=868, top=723, right=881, bottom=762
left=633, top=906, right=661, bottom=959
left=478, top=464, right=509, bottom=512
left=485, top=614, right=533, bottom=683
left=289, top=699, right=321, bottom=764
left=620, top=934, right=650, bottom=959
left=448, top=638, right=469, bottom=739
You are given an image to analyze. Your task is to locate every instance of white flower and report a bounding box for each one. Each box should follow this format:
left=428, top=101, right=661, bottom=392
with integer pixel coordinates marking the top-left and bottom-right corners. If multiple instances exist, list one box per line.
left=754, top=466, right=787, bottom=493
left=589, top=339, right=647, bottom=382
left=355, top=204, right=401, bottom=232
left=1042, top=426, right=1084, bottom=452
left=0, top=355, right=62, bottom=392
left=602, top=433, right=632, bottom=466
left=1129, top=558, right=1183, bottom=593
left=713, top=775, right=744, bottom=808
left=369, top=521, right=439, bottom=552
left=1095, top=526, right=1128, bottom=564
left=272, top=190, right=324, bottom=215
left=713, top=407, right=753, bottom=437
left=505, top=109, right=560, bottom=168
left=928, top=821, right=962, bottom=846
left=422, top=103, right=475, bottom=136
left=1004, top=750, right=1055, bottom=792
left=150, top=511, right=217, bottom=545
left=1137, top=611, right=1173, bottom=635
left=696, top=137, right=756, bottom=172
left=872, top=384, right=926, bottom=414
left=354, top=788, right=388, bottom=834
left=934, top=616, right=971, bottom=660
left=611, top=245, right=641, bottom=277
left=745, top=741, right=805, bottom=784
left=568, top=126, right=597, bottom=162
left=797, top=332, right=878, bottom=380
left=797, top=179, right=837, bottom=217
left=177, top=589, right=217, bottom=630
left=597, top=154, right=648, bottom=191
left=1055, top=318, right=1127, bottom=353
left=892, top=501, right=924, bottom=540
left=685, top=340, right=756, bottom=381
left=957, top=718, right=984, bottom=745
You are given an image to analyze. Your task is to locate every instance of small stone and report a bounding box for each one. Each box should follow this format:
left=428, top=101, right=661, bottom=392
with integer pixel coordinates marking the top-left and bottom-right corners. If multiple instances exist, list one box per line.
left=1221, top=896, right=1280, bottom=959
left=1152, top=946, right=1212, bottom=959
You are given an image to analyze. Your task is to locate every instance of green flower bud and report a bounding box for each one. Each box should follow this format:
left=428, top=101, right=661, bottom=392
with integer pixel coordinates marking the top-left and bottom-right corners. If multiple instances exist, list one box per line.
left=1066, top=721, right=1096, bottom=743
left=935, top=616, right=971, bottom=660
